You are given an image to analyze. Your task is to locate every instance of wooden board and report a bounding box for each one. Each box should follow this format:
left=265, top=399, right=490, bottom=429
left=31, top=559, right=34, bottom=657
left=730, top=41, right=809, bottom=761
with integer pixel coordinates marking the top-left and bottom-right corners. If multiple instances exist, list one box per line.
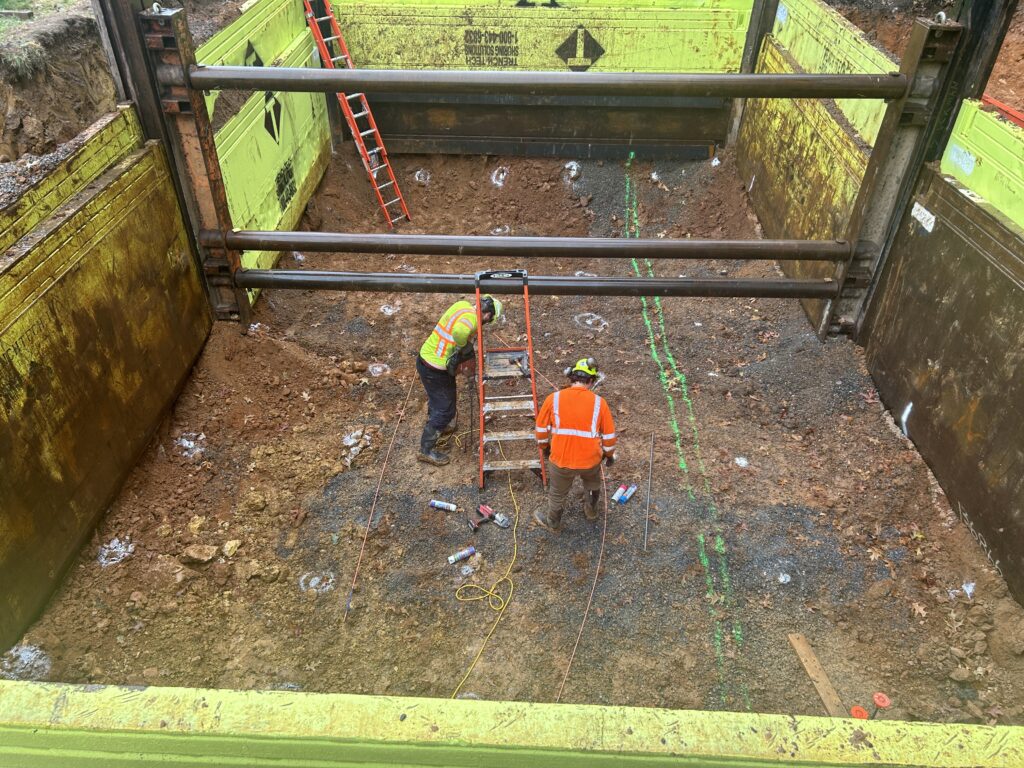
left=788, top=633, right=847, bottom=717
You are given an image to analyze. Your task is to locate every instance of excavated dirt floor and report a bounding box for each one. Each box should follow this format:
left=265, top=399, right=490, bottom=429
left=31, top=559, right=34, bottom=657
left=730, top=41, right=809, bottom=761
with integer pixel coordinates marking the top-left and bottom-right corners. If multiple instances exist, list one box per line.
left=10, top=148, right=1024, bottom=724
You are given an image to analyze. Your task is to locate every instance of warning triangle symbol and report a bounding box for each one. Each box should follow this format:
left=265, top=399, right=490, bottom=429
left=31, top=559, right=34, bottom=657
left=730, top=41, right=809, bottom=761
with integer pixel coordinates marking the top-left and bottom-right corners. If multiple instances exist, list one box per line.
left=555, top=26, right=604, bottom=72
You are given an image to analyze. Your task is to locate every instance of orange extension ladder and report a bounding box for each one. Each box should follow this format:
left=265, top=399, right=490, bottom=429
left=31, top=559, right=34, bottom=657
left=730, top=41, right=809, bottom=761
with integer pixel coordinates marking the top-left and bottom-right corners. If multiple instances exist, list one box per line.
left=303, top=0, right=411, bottom=228
left=473, top=270, right=547, bottom=490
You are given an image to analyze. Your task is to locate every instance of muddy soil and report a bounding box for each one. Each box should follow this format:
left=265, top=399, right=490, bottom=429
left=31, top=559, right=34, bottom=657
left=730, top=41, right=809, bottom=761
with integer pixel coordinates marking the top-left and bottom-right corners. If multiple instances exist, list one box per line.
left=831, top=3, right=1024, bottom=110
left=8, top=148, right=1024, bottom=725
left=988, top=5, right=1024, bottom=110
left=0, top=8, right=115, bottom=162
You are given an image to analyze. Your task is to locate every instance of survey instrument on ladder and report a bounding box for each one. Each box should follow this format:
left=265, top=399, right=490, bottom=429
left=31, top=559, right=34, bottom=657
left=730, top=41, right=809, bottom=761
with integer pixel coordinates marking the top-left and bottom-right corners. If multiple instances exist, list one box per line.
left=474, top=270, right=546, bottom=489
left=303, top=0, right=410, bottom=228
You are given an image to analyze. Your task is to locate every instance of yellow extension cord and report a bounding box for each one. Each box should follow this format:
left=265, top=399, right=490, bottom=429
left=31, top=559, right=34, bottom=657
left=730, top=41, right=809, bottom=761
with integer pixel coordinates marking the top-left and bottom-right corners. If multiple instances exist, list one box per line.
left=450, top=443, right=521, bottom=698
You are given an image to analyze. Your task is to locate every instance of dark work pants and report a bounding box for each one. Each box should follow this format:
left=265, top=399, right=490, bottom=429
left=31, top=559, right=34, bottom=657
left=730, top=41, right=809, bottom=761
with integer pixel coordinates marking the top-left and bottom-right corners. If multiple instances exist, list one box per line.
left=417, top=356, right=457, bottom=432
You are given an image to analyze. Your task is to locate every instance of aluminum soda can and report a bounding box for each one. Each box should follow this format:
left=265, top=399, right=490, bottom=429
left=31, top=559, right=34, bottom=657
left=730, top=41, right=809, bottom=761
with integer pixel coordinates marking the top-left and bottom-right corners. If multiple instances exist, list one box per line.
left=620, top=484, right=638, bottom=503
left=430, top=500, right=457, bottom=512
left=611, top=484, right=628, bottom=503
left=448, top=546, right=476, bottom=565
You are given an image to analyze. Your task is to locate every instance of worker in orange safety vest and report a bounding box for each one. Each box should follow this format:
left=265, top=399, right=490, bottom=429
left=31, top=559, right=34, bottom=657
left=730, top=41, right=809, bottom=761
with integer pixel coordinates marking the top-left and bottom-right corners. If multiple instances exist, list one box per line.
left=532, top=357, right=616, bottom=532
left=416, top=295, right=503, bottom=466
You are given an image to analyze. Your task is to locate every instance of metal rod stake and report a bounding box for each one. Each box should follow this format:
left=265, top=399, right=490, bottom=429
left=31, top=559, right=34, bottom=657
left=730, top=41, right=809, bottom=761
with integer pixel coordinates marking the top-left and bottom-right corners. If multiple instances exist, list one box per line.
left=644, top=432, right=655, bottom=553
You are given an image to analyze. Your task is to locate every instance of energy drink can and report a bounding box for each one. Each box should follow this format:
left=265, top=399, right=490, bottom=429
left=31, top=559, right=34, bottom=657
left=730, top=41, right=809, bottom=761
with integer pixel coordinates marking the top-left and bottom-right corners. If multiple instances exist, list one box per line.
left=611, top=484, right=628, bottom=503
left=448, top=546, right=476, bottom=565
left=620, top=484, right=638, bottom=503
left=430, top=500, right=457, bottom=512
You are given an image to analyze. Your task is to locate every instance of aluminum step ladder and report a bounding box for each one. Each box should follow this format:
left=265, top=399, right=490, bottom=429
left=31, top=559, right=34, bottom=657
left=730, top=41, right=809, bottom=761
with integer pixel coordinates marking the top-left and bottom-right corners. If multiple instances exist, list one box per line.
left=304, top=0, right=410, bottom=228
left=473, top=269, right=547, bottom=489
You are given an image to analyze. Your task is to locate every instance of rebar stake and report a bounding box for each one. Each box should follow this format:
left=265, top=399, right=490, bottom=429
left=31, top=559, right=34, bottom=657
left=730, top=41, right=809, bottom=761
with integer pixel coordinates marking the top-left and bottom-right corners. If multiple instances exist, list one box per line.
left=644, top=432, right=655, bottom=552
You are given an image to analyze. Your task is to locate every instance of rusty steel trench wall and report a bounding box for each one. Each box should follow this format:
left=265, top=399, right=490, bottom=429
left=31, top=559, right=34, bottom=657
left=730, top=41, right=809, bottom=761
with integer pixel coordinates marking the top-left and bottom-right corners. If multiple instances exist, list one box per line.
left=735, top=0, right=1024, bottom=601
left=0, top=108, right=211, bottom=649
left=863, top=166, right=1024, bottom=600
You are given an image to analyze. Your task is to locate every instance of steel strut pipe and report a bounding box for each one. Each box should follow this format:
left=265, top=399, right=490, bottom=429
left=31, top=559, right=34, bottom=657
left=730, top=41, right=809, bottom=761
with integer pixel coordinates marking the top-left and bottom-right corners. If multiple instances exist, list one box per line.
left=201, top=230, right=850, bottom=261
left=187, top=67, right=909, bottom=100
left=232, top=269, right=840, bottom=299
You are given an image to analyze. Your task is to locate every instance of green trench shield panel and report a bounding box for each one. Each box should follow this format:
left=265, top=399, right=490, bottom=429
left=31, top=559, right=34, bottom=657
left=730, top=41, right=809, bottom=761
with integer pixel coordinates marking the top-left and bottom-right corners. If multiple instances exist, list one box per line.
left=770, top=0, right=892, bottom=146
left=196, top=0, right=331, bottom=278
left=940, top=100, right=1024, bottom=231
left=333, top=0, right=753, bottom=73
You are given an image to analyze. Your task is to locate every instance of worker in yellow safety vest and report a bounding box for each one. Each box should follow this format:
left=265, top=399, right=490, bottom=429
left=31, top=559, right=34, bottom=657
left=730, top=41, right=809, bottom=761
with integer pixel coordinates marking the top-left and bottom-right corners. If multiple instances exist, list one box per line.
left=416, top=295, right=503, bottom=466
left=533, top=357, right=616, bottom=532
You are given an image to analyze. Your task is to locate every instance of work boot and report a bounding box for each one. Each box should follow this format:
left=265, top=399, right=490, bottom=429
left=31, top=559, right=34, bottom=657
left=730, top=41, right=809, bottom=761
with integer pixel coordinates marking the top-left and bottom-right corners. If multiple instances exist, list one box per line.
left=439, top=417, right=457, bottom=438
left=417, top=427, right=450, bottom=466
left=583, top=490, right=601, bottom=521
left=532, top=508, right=560, bottom=533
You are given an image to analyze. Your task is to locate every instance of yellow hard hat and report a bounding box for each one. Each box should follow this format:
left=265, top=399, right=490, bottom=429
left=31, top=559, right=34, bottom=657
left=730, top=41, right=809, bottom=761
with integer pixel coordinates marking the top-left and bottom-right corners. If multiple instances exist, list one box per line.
left=571, top=357, right=599, bottom=377
left=481, top=295, right=503, bottom=323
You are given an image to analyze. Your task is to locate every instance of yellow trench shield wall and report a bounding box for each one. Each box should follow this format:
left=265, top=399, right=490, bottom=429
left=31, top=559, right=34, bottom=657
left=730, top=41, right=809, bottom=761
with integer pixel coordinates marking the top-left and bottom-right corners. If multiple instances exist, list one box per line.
left=940, top=100, right=1024, bottom=231
left=196, top=0, right=332, bottom=283
left=1, top=681, right=1023, bottom=767
left=334, top=0, right=753, bottom=73
left=0, top=108, right=211, bottom=649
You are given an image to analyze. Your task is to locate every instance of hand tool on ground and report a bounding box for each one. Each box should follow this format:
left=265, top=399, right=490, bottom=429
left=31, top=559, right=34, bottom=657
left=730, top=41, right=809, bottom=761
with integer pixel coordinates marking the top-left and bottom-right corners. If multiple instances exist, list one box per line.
left=469, top=504, right=510, bottom=532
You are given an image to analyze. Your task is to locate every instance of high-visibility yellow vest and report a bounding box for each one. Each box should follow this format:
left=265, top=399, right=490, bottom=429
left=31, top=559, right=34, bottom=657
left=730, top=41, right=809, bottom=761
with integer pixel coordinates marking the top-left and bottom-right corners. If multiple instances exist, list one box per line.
left=419, top=300, right=479, bottom=370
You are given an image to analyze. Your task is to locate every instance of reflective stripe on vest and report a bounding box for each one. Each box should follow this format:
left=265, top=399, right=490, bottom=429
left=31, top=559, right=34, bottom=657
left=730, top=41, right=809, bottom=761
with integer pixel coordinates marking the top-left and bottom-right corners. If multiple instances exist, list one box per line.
left=432, top=308, right=475, bottom=360
left=551, top=390, right=602, bottom=439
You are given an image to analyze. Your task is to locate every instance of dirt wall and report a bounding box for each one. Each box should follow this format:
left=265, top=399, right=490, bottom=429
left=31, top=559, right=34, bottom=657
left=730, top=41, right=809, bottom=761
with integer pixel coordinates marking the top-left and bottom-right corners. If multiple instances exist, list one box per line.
left=0, top=14, right=116, bottom=162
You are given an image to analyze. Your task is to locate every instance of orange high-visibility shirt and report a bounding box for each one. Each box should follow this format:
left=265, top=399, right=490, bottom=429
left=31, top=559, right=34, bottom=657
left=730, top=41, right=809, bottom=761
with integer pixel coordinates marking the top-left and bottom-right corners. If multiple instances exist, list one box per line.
left=535, top=386, right=616, bottom=470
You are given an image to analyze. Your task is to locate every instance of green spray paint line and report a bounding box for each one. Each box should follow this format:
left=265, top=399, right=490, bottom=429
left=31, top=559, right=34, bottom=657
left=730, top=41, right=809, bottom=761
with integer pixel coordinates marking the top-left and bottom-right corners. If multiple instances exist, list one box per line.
left=643, top=264, right=714, bottom=497
left=714, top=534, right=743, bottom=647
left=625, top=158, right=748, bottom=709
left=627, top=153, right=728, bottom=706
left=623, top=160, right=693, bottom=492
left=697, top=533, right=727, bottom=705
left=632, top=220, right=744, bottom=652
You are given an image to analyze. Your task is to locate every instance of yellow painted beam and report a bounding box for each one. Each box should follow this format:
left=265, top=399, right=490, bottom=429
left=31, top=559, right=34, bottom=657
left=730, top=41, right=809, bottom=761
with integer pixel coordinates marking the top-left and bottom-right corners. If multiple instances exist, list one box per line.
left=333, top=0, right=753, bottom=73
left=0, top=681, right=1022, bottom=767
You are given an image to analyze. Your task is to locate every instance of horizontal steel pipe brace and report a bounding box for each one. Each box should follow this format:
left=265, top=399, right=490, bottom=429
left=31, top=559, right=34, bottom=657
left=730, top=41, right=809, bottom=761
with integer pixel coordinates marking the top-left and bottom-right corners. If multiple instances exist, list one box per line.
left=233, top=269, right=839, bottom=299
left=188, top=67, right=909, bottom=100
left=203, top=230, right=849, bottom=261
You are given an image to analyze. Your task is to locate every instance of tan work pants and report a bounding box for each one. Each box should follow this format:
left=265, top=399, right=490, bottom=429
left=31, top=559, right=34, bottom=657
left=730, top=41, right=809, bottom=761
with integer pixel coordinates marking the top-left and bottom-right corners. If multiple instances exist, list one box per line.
left=547, top=460, right=602, bottom=527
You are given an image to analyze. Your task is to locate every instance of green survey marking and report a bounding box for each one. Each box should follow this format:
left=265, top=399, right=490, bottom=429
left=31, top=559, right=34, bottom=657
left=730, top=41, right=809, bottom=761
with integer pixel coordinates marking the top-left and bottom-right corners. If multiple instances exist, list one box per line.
left=623, top=153, right=741, bottom=707
left=635, top=210, right=745, bottom=649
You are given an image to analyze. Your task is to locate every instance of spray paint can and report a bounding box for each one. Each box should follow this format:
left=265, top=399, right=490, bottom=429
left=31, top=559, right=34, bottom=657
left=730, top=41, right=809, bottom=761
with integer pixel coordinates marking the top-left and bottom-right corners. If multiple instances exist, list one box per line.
left=430, top=500, right=457, bottom=512
left=448, top=546, right=476, bottom=565
left=611, top=484, right=628, bottom=503
left=619, top=484, right=638, bottom=504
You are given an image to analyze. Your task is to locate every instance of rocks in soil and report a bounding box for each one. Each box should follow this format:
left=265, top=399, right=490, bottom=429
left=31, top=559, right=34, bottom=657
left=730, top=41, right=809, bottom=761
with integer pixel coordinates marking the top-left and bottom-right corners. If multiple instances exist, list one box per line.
left=241, top=490, right=267, bottom=513
left=989, top=598, right=1024, bottom=666
left=222, top=540, right=241, bottom=557
left=949, top=667, right=972, bottom=682
left=180, top=544, right=219, bottom=564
